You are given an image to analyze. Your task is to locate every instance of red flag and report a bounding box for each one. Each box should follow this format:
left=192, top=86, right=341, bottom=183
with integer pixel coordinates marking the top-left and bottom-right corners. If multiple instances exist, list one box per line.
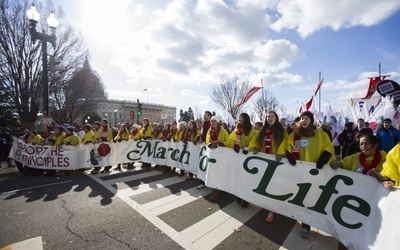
left=234, top=87, right=262, bottom=110
left=305, top=96, right=314, bottom=111
left=363, top=76, right=387, bottom=99
left=313, top=78, right=324, bottom=96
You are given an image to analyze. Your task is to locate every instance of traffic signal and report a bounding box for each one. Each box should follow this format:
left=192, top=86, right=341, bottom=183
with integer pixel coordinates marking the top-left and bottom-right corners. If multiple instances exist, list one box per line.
left=137, top=103, right=142, bottom=116
left=130, top=111, right=134, bottom=120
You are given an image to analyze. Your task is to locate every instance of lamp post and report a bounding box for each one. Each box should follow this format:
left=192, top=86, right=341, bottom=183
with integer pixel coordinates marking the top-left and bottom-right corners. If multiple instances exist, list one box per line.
left=114, top=108, right=118, bottom=126
left=27, top=5, right=58, bottom=118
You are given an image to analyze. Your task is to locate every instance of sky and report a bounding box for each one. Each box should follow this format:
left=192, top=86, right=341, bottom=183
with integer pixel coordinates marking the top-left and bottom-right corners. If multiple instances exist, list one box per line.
left=49, top=0, right=400, bottom=120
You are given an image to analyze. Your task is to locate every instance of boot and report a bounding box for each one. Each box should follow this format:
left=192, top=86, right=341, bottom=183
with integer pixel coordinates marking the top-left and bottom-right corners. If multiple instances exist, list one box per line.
left=178, top=170, right=185, bottom=177
left=210, top=189, right=219, bottom=201
left=115, top=164, right=121, bottom=171
left=127, top=163, right=135, bottom=169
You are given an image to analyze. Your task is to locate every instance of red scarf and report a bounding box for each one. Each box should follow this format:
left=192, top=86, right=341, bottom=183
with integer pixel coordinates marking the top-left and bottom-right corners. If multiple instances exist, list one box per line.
left=359, top=150, right=382, bottom=174
left=100, top=125, right=108, bottom=141
left=264, top=129, right=273, bottom=154
left=292, top=135, right=301, bottom=159
left=211, top=128, right=219, bottom=142
left=186, top=129, right=193, bottom=142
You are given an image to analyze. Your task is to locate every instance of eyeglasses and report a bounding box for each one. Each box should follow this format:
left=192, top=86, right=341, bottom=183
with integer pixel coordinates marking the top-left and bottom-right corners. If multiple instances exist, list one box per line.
left=359, top=142, right=372, bottom=146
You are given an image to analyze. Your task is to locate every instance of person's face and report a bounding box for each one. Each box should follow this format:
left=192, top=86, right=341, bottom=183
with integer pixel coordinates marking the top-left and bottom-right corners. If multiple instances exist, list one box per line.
left=300, top=116, right=312, bottom=128
left=357, top=120, right=364, bottom=127
left=101, top=121, right=107, bottom=126
left=25, top=129, right=30, bottom=134
left=280, top=118, right=286, bottom=126
left=267, top=112, right=276, bottom=125
left=359, top=136, right=377, bottom=157
left=204, top=113, right=211, bottom=121
left=143, top=120, right=148, bottom=126
left=383, top=121, right=391, bottom=129
left=238, top=115, right=244, bottom=125
left=396, top=123, right=400, bottom=130
left=254, top=123, right=261, bottom=130
left=120, top=125, right=125, bottom=131
left=211, top=120, right=219, bottom=128
left=188, top=122, right=193, bottom=129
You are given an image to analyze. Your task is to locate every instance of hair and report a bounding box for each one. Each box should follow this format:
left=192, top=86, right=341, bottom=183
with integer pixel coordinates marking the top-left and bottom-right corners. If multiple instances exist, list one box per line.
left=257, top=111, right=285, bottom=147
left=360, top=133, right=379, bottom=146
left=236, top=113, right=252, bottom=135
left=187, top=120, right=199, bottom=141
left=294, top=115, right=316, bottom=137
left=83, top=124, right=92, bottom=131
left=204, top=111, right=212, bottom=116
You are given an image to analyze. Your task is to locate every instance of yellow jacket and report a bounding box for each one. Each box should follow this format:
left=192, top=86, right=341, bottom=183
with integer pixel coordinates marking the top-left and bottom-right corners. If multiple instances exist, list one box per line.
left=63, top=134, right=81, bottom=145
left=82, top=130, right=95, bottom=144
left=28, top=134, right=44, bottom=145
left=278, top=128, right=335, bottom=163
left=51, top=133, right=65, bottom=147
left=138, top=125, right=153, bottom=139
left=227, top=128, right=257, bottom=148
left=248, top=129, right=288, bottom=154
left=381, top=143, right=400, bottom=185
left=114, top=131, right=130, bottom=141
left=206, top=127, right=230, bottom=145
left=95, top=125, right=113, bottom=142
left=341, top=151, right=386, bottom=173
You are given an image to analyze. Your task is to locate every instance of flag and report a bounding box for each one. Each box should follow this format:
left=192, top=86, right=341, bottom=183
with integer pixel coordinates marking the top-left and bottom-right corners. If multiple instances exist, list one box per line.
left=363, top=76, right=387, bottom=99
left=313, top=78, right=324, bottom=96
left=305, top=96, right=314, bottom=111
left=234, top=87, right=262, bottom=110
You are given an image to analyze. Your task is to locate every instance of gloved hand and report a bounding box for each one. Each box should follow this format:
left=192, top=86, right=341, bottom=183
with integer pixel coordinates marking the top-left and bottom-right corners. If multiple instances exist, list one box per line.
left=366, top=168, right=377, bottom=177
left=193, top=140, right=197, bottom=145
left=145, top=136, right=151, bottom=140
left=316, top=150, right=332, bottom=169
left=218, top=142, right=225, bottom=147
left=208, top=142, right=218, bottom=149
left=253, top=149, right=260, bottom=155
left=275, top=154, right=283, bottom=162
left=242, top=147, right=249, bottom=154
left=330, top=161, right=343, bottom=170
left=233, top=144, right=240, bottom=153
left=286, top=151, right=296, bottom=165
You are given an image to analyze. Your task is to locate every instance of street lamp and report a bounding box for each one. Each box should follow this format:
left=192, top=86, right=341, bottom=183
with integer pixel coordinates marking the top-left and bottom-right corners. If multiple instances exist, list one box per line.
left=114, top=108, right=118, bottom=126
left=27, top=5, right=58, bottom=118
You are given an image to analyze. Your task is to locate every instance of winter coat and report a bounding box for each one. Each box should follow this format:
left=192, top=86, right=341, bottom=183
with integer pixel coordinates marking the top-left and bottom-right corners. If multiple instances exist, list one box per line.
left=375, top=126, right=400, bottom=153
left=380, top=143, right=400, bottom=185
left=341, top=150, right=386, bottom=173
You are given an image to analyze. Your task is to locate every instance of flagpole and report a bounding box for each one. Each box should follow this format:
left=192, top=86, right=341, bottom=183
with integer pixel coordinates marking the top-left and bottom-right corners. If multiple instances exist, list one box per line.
left=318, top=71, right=321, bottom=113
left=378, top=62, right=381, bottom=77
left=261, top=78, right=265, bottom=118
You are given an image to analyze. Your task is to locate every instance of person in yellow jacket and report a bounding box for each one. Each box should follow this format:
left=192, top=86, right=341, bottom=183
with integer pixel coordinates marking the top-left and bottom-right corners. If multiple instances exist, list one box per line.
left=249, top=110, right=288, bottom=221
left=183, top=120, right=201, bottom=179
left=226, top=112, right=257, bottom=208
left=139, top=118, right=153, bottom=168
left=138, top=118, right=153, bottom=140
left=92, top=118, right=113, bottom=174
left=330, top=133, right=386, bottom=175
left=63, top=127, right=81, bottom=145
left=28, top=130, right=44, bottom=145
left=278, top=111, right=335, bottom=239
left=206, top=115, right=230, bottom=201
left=173, top=121, right=188, bottom=176
left=380, top=142, right=400, bottom=189
left=129, top=124, right=141, bottom=141
left=82, top=124, right=95, bottom=144
left=49, top=126, right=65, bottom=147
left=114, top=124, right=130, bottom=171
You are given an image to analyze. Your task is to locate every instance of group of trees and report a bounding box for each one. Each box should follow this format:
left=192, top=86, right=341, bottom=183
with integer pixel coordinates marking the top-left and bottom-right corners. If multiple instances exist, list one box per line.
left=0, top=0, right=105, bottom=130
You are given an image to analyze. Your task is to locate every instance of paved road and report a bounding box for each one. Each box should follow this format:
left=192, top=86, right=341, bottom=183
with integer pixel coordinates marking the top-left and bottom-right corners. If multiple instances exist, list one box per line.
left=0, top=162, right=346, bottom=249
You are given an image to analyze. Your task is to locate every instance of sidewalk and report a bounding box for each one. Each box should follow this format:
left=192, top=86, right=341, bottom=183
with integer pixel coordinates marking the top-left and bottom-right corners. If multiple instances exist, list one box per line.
left=0, top=237, right=43, bottom=250
left=0, top=161, right=19, bottom=178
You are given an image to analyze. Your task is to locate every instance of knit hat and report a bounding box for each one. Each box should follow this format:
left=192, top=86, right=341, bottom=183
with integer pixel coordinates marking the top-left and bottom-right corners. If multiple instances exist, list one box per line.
left=172, top=120, right=177, bottom=125
left=55, top=126, right=64, bottom=132
left=210, top=116, right=221, bottom=123
left=300, top=111, right=314, bottom=124
left=179, top=121, right=187, bottom=127
left=65, top=127, right=74, bottom=133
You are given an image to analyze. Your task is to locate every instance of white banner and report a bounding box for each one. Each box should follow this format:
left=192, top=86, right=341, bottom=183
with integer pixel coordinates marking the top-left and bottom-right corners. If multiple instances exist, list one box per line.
left=9, top=139, right=400, bottom=250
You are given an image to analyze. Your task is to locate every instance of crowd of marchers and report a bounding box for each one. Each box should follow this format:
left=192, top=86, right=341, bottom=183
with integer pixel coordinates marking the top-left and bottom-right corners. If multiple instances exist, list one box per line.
left=1, top=110, right=400, bottom=239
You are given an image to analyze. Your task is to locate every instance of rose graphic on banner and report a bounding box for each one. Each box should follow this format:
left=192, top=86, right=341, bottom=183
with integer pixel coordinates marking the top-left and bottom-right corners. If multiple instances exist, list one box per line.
left=88, top=143, right=112, bottom=165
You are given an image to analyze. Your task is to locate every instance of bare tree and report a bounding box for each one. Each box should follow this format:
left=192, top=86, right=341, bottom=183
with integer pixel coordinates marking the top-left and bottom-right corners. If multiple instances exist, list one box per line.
left=253, top=89, right=286, bottom=121
left=210, top=77, right=251, bottom=120
left=0, top=0, right=88, bottom=127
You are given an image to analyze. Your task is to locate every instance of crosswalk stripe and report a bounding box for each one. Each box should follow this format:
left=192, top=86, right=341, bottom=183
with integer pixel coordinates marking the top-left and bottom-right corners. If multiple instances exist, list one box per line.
left=180, top=201, right=261, bottom=249
left=143, top=186, right=212, bottom=216
left=101, top=170, right=159, bottom=186
left=116, top=175, right=185, bottom=196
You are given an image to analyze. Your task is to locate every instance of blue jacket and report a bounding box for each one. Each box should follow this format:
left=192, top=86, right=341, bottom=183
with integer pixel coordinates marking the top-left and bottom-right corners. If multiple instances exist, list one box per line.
left=376, top=126, right=400, bottom=153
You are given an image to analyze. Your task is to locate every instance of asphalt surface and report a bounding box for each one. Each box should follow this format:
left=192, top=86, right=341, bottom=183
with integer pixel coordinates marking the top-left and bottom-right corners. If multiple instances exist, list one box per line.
left=0, top=162, right=347, bottom=250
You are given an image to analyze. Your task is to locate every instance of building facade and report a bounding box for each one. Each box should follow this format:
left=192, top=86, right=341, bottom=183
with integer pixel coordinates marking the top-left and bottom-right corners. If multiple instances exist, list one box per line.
left=94, top=98, right=177, bottom=126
